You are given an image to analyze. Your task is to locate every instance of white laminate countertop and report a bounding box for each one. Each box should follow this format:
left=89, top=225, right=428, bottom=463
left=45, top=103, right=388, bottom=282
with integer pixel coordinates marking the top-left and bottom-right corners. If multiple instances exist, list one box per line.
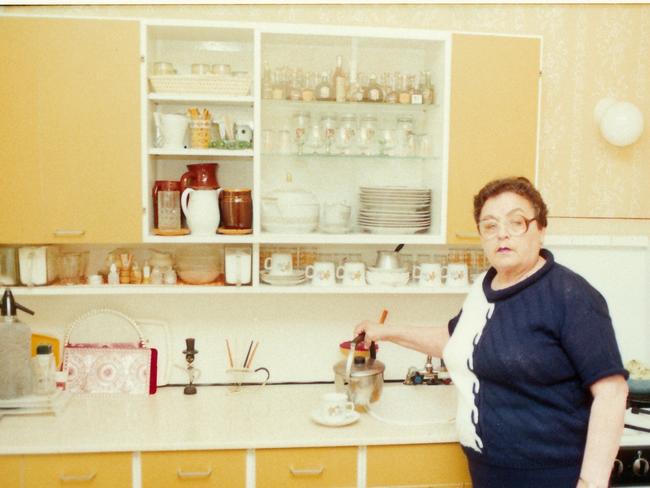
left=0, top=384, right=460, bottom=455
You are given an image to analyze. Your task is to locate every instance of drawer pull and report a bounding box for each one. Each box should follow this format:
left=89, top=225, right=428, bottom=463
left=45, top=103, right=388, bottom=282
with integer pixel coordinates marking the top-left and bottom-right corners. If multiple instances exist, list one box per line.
left=177, top=467, right=213, bottom=479
left=59, top=471, right=96, bottom=482
left=455, top=231, right=479, bottom=240
left=53, top=229, right=86, bottom=237
left=289, top=465, right=324, bottom=477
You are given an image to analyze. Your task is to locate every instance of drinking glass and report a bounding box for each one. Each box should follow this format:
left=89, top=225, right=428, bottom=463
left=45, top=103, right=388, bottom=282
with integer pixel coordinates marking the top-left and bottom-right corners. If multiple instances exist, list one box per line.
left=292, top=112, right=311, bottom=155
left=305, top=123, right=323, bottom=154
left=378, top=127, right=396, bottom=156
left=359, top=115, right=378, bottom=156
left=336, top=114, right=358, bottom=155
left=320, top=114, right=338, bottom=155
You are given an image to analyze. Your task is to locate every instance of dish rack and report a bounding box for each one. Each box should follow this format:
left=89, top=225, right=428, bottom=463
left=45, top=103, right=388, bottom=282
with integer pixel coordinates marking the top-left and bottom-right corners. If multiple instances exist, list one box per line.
left=149, top=74, right=252, bottom=96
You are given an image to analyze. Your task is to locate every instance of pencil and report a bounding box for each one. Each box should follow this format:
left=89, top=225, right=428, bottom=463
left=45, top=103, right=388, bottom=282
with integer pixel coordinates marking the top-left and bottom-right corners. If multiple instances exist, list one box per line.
left=379, top=309, right=388, bottom=325
left=245, top=342, right=259, bottom=369
left=242, top=340, right=254, bottom=368
left=225, top=339, right=234, bottom=368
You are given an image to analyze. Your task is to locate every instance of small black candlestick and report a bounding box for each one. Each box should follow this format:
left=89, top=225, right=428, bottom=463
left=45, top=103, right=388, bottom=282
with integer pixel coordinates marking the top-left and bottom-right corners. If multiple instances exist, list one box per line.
left=182, top=338, right=198, bottom=395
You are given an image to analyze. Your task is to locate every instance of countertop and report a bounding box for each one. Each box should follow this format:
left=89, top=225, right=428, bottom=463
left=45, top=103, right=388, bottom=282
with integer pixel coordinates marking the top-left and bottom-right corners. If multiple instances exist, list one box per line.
left=0, top=384, right=460, bottom=455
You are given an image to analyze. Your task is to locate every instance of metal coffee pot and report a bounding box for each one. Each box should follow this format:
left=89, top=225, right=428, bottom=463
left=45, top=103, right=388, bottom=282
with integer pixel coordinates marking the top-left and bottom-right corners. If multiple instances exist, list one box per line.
left=333, top=333, right=385, bottom=409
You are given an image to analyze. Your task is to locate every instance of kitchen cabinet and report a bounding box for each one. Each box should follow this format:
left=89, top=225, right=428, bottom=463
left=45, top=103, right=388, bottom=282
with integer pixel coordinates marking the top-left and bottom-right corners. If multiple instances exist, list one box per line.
left=0, top=16, right=142, bottom=244
left=366, top=443, right=471, bottom=487
left=21, top=452, right=132, bottom=487
left=141, top=449, right=246, bottom=487
left=0, top=455, right=21, bottom=487
left=446, top=34, right=540, bottom=245
left=256, top=446, right=357, bottom=487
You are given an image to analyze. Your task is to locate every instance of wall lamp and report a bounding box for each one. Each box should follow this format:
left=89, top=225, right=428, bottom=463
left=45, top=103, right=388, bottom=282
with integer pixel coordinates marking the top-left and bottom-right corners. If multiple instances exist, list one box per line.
left=594, top=97, right=644, bottom=147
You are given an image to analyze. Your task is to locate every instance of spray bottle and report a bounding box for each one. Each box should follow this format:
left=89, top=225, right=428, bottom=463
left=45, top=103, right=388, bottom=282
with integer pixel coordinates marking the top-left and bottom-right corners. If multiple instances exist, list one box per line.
left=0, top=288, right=35, bottom=399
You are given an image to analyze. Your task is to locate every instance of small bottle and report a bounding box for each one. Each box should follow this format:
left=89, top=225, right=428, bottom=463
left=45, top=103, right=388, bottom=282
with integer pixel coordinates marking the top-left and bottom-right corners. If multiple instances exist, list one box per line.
left=398, top=74, right=411, bottom=104
left=383, top=72, right=398, bottom=104
left=163, top=268, right=177, bottom=285
left=332, top=55, right=347, bottom=103
left=410, top=73, right=423, bottom=105
left=107, top=263, right=119, bottom=285
left=363, top=73, right=383, bottom=103
left=271, top=68, right=286, bottom=100
left=347, top=71, right=364, bottom=103
left=301, top=71, right=316, bottom=102
left=150, top=266, right=163, bottom=285
left=315, top=72, right=332, bottom=101
left=130, top=261, right=142, bottom=285
left=32, top=344, right=56, bottom=395
left=288, top=69, right=303, bottom=101
left=142, top=260, right=151, bottom=285
left=262, top=61, right=273, bottom=100
left=421, top=71, right=435, bottom=105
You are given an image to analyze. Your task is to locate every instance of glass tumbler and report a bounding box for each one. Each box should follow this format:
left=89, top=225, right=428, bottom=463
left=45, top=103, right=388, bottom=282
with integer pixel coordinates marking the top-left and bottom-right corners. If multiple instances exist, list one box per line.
left=336, top=114, right=358, bottom=155
left=292, top=112, right=311, bottom=155
left=320, top=114, right=338, bottom=155
left=359, top=115, right=378, bottom=156
left=58, top=251, right=89, bottom=285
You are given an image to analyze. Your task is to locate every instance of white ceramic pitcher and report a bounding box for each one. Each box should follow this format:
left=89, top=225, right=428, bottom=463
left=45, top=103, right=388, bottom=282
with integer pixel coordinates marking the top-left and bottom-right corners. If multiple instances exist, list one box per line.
left=181, top=188, right=222, bottom=235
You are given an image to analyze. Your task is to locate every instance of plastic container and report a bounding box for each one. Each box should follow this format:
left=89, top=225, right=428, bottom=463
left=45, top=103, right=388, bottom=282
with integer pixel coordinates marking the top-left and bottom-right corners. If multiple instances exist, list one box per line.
left=32, top=344, right=56, bottom=395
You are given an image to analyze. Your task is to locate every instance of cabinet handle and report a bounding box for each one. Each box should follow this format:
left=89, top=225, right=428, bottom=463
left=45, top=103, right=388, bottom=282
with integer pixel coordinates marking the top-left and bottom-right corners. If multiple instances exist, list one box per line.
left=289, top=464, right=324, bottom=477
left=454, top=231, right=479, bottom=240
left=59, top=471, right=96, bottom=482
left=53, top=229, right=86, bottom=237
left=177, top=467, right=213, bottom=479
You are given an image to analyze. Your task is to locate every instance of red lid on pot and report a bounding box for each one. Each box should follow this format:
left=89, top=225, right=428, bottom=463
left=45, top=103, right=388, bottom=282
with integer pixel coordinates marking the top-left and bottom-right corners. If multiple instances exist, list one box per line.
left=339, top=340, right=378, bottom=352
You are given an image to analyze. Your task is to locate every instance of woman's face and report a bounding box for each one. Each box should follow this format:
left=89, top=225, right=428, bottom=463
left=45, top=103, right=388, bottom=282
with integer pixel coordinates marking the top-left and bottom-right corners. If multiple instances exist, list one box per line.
left=478, top=191, right=546, bottom=277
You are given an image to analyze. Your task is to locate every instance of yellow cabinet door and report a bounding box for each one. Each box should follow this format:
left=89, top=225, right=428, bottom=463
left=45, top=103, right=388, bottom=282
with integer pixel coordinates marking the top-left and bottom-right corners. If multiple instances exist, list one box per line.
left=22, top=452, right=131, bottom=488
left=0, top=17, right=142, bottom=244
left=256, top=446, right=357, bottom=488
left=367, top=443, right=471, bottom=487
left=0, top=455, right=22, bottom=488
left=141, top=450, right=246, bottom=488
left=447, top=34, right=540, bottom=245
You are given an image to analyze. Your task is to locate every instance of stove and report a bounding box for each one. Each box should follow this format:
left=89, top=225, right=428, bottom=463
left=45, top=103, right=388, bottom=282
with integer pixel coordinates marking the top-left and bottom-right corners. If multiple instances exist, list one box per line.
left=614, top=399, right=650, bottom=486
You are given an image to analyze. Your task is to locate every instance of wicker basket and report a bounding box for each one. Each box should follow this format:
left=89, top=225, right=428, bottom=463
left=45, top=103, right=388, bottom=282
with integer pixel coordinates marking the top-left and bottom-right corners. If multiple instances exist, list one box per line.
left=149, top=74, right=251, bottom=96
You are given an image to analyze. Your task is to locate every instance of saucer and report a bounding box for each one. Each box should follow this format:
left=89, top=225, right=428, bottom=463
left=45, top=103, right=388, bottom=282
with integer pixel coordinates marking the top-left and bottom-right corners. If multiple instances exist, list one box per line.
left=310, top=409, right=360, bottom=427
left=261, top=271, right=307, bottom=286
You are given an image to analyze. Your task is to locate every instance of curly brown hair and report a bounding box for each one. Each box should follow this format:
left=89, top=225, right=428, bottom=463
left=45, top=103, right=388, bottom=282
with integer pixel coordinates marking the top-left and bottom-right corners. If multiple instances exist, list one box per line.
left=473, top=177, right=548, bottom=228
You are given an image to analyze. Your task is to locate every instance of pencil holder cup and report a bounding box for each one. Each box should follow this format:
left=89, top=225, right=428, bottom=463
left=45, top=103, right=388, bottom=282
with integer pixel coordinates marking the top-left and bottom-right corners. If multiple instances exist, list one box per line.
left=226, top=366, right=270, bottom=392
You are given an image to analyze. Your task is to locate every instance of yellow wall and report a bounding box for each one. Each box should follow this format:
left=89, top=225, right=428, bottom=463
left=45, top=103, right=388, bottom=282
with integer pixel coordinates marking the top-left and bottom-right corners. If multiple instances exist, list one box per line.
left=4, top=3, right=650, bottom=235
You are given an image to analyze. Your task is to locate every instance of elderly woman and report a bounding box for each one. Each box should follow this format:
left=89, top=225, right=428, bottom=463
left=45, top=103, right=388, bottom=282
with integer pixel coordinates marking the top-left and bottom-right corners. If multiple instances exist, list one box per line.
left=355, top=177, right=628, bottom=488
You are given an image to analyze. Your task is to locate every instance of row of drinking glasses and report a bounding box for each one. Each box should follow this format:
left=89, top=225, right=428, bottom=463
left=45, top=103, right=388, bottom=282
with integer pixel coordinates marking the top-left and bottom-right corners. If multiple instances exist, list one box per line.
left=262, top=113, right=431, bottom=157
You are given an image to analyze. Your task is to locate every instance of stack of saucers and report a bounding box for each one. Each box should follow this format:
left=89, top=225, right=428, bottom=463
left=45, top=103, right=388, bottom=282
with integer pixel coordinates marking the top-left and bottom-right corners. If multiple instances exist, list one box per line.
left=260, top=269, right=306, bottom=286
left=358, top=186, right=432, bottom=234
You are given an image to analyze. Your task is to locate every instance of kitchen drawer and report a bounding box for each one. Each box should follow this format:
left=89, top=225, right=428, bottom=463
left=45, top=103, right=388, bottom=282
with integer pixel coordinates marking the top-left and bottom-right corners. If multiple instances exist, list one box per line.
left=256, top=446, right=357, bottom=488
left=0, top=455, right=21, bottom=488
left=22, top=452, right=131, bottom=488
left=366, top=443, right=471, bottom=487
left=141, top=450, right=246, bottom=488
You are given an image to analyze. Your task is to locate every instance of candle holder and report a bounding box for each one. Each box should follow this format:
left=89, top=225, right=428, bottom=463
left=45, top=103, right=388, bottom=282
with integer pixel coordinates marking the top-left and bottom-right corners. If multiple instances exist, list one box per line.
left=182, top=338, right=199, bottom=395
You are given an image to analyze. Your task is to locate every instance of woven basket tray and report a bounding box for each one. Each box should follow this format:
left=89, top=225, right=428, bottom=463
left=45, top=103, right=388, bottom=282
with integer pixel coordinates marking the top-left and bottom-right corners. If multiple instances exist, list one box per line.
left=149, top=74, right=251, bottom=96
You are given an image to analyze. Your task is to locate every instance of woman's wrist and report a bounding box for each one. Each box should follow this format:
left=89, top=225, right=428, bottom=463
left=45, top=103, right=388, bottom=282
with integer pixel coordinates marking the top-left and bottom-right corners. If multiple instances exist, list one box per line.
left=578, top=475, right=607, bottom=488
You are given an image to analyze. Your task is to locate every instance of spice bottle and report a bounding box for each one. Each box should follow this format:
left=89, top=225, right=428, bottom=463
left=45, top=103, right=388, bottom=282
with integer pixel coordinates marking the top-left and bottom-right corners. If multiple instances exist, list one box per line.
left=107, top=263, right=119, bottom=285
left=32, top=344, right=56, bottom=395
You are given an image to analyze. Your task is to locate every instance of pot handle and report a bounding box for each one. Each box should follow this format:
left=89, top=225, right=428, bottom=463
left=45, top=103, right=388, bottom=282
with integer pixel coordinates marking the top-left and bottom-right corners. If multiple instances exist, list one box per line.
left=345, top=332, right=375, bottom=383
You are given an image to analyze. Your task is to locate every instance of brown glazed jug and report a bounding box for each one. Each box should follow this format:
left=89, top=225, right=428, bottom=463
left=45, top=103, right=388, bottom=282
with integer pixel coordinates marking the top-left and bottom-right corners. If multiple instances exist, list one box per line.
left=219, top=188, right=253, bottom=232
left=179, top=163, right=219, bottom=192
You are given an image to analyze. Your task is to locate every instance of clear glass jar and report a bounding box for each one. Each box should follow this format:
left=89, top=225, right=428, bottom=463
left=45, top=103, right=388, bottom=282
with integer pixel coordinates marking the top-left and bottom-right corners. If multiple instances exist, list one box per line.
left=336, top=113, right=357, bottom=155
left=358, top=114, right=378, bottom=156
left=363, top=73, right=383, bottom=103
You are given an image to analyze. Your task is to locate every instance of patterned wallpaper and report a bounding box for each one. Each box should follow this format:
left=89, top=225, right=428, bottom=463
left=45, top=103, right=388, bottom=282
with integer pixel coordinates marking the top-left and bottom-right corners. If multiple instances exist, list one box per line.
left=7, top=4, right=650, bottom=228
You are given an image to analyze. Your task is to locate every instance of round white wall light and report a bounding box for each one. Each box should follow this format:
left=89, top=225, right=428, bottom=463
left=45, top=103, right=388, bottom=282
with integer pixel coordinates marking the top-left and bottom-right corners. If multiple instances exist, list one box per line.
left=594, top=97, right=644, bottom=147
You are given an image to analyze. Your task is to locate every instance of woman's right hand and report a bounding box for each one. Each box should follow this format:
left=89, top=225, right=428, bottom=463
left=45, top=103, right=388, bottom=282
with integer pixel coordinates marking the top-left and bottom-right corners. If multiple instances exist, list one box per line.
left=354, top=320, right=386, bottom=345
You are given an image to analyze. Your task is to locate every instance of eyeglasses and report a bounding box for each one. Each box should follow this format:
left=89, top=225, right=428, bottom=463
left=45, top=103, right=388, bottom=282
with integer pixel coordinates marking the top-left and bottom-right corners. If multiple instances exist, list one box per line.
left=477, top=215, right=538, bottom=239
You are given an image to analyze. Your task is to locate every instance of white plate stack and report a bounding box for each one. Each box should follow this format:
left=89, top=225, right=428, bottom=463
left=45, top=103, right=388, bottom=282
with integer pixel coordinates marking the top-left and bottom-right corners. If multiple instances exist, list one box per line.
left=358, top=186, right=432, bottom=234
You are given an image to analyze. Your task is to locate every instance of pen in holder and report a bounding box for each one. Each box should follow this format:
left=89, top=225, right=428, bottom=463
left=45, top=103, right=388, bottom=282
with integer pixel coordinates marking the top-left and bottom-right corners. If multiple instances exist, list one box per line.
left=225, top=366, right=270, bottom=392
left=182, top=338, right=200, bottom=395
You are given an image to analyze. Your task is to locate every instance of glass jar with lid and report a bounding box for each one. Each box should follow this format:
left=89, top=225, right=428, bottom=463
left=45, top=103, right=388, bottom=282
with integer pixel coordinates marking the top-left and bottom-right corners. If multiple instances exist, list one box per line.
left=336, top=113, right=358, bottom=155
